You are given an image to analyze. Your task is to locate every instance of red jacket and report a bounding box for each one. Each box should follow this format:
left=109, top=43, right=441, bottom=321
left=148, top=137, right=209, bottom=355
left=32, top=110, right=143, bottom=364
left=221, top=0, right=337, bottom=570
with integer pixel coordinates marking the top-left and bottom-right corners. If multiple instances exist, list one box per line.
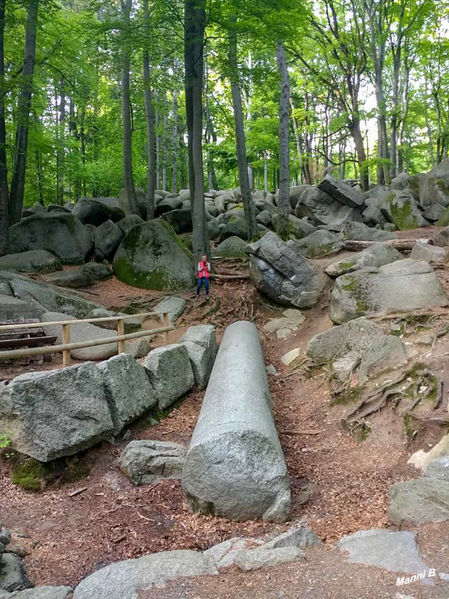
left=198, top=260, right=210, bottom=278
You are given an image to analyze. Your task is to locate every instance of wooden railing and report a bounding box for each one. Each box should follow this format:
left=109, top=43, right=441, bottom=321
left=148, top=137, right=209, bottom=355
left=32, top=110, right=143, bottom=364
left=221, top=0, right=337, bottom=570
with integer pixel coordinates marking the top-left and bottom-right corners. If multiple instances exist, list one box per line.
left=0, top=311, right=172, bottom=367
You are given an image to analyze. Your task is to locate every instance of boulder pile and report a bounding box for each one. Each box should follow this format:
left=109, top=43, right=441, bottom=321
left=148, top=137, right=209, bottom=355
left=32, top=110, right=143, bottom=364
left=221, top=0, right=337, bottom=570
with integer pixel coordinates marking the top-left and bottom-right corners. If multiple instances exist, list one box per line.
left=0, top=325, right=218, bottom=462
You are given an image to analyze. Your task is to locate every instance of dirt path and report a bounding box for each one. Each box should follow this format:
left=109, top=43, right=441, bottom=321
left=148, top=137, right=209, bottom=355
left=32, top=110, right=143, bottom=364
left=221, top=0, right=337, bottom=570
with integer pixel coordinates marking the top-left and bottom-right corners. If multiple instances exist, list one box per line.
left=1, top=237, right=449, bottom=596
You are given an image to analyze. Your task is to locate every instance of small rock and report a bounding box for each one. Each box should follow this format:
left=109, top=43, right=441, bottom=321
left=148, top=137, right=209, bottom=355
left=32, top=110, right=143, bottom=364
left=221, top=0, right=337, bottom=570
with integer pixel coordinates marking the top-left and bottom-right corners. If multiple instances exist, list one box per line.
left=266, top=364, right=277, bottom=376
left=281, top=348, right=300, bottom=366
left=262, top=525, right=321, bottom=550
left=276, top=328, right=292, bottom=339
left=204, top=537, right=263, bottom=569
left=120, top=440, right=186, bottom=485
left=0, top=553, right=32, bottom=592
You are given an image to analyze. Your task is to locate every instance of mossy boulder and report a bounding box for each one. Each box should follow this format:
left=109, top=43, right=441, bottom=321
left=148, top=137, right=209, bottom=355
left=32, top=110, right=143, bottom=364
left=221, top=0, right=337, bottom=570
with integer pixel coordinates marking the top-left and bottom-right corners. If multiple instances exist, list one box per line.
left=0, top=250, right=62, bottom=274
left=330, top=259, right=449, bottom=323
left=380, top=190, right=427, bottom=230
left=8, top=213, right=93, bottom=264
left=113, top=220, right=195, bottom=290
left=214, top=236, right=247, bottom=258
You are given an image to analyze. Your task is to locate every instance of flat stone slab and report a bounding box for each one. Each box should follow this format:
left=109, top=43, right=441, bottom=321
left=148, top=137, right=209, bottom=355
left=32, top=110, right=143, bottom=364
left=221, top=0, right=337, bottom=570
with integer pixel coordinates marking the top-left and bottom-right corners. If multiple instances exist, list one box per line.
left=72, top=550, right=217, bottom=599
left=388, top=477, right=449, bottom=524
left=0, top=587, right=73, bottom=598
left=233, top=546, right=305, bottom=571
left=0, top=294, right=44, bottom=323
left=262, top=525, right=321, bottom=550
left=152, top=296, right=186, bottom=324
left=0, top=250, right=62, bottom=274
left=204, top=537, right=264, bottom=569
left=330, top=259, right=449, bottom=323
left=339, top=530, right=429, bottom=577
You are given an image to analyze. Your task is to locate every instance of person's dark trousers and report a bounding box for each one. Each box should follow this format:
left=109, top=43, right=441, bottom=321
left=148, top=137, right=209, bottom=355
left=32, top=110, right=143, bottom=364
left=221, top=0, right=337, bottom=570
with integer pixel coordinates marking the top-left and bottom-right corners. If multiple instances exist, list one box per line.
left=196, top=277, right=209, bottom=297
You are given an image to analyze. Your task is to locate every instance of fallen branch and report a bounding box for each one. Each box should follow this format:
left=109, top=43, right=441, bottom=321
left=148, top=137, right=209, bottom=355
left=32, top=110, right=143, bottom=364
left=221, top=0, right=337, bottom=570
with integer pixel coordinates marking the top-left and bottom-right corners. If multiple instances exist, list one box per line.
left=68, top=486, right=88, bottom=497
left=210, top=273, right=249, bottom=280
left=342, top=238, right=430, bottom=252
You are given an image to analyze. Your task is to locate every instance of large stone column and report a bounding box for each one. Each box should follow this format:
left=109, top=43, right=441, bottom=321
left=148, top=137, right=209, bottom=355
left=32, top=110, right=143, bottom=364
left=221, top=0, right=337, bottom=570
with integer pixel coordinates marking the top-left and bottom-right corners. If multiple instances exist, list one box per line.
left=182, top=320, right=290, bottom=521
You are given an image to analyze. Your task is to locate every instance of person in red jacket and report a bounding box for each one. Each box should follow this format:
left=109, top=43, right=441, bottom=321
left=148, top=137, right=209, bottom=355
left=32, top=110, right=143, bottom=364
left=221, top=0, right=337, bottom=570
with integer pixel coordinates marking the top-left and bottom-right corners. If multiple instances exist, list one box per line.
left=196, top=254, right=211, bottom=301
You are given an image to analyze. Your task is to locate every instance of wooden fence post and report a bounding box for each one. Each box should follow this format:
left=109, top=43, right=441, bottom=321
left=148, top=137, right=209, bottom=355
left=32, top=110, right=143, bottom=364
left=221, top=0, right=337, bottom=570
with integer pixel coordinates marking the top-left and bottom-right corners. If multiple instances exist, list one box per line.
left=62, top=323, right=71, bottom=367
left=117, top=318, right=125, bottom=354
left=163, top=313, right=169, bottom=345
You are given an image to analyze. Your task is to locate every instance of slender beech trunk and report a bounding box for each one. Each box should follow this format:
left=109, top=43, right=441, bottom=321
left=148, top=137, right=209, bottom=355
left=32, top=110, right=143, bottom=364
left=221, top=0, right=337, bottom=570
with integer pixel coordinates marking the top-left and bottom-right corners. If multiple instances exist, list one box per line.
left=162, top=92, right=167, bottom=191
left=276, top=41, right=290, bottom=240
left=56, top=77, right=65, bottom=204
left=0, top=0, right=8, bottom=254
left=155, top=99, right=160, bottom=189
left=227, top=15, right=257, bottom=240
left=172, top=88, right=178, bottom=193
left=184, top=0, right=209, bottom=264
left=120, top=0, right=137, bottom=215
left=264, top=152, right=268, bottom=192
left=9, top=0, right=39, bottom=224
left=143, top=0, right=156, bottom=219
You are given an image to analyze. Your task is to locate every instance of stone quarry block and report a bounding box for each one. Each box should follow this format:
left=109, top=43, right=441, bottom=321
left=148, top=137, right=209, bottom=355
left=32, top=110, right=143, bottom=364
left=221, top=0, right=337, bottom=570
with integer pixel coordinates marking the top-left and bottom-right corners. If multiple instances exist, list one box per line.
left=143, top=343, right=194, bottom=410
left=98, top=354, right=157, bottom=434
left=179, top=324, right=218, bottom=388
left=0, top=363, right=114, bottom=461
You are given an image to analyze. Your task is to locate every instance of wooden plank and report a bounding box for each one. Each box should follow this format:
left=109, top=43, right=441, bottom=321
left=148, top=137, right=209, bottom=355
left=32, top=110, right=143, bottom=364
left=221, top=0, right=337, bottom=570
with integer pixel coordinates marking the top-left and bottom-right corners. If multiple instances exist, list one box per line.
left=117, top=319, right=125, bottom=354
left=0, top=336, right=57, bottom=350
left=62, top=323, right=71, bottom=367
left=0, top=311, right=162, bottom=332
left=0, top=326, right=174, bottom=361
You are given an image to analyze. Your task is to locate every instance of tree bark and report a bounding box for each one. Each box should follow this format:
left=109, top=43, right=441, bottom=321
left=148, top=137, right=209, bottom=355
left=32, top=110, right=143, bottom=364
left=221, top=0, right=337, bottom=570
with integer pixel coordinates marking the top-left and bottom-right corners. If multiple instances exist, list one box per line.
left=0, top=0, right=8, bottom=254
left=142, top=0, right=156, bottom=219
left=120, top=0, right=137, bottom=215
left=276, top=41, right=290, bottom=239
left=56, top=76, right=65, bottom=204
left=9, top=0, right=39, bottom=224
left=227, top=17, right=258, bottom=241
left=184, top=0, right=210, bottom=265
left=172, top=87, right=178, bottom=193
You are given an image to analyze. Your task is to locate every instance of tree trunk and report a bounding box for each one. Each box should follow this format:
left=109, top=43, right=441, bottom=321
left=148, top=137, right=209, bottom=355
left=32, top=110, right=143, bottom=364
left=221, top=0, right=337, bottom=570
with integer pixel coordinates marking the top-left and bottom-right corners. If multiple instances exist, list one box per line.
left=275, top=41, right=290, bottom=239
left=264, top=152, right=268, bottom=192
left=0, top=0, right=8, bottom=254
left=120, top=0, right=137, bottom=215
left=9, top=0, right=39, bottom=224
left=227, top=18, right=258, bottom=240
left=184, top=0, right=209, bottom=265
left=142, top=0, right=156, bottom=219
left=56, top=76, right=65, bottom=205
left=172, top=87, right=178, bottom=193
left=349, top=117, right=368, bottom=191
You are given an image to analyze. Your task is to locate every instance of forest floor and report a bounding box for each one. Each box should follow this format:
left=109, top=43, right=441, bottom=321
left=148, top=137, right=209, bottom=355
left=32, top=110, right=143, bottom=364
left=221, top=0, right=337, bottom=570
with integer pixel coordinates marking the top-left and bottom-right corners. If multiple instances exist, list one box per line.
left=1, top=228, right=449, bottom=598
